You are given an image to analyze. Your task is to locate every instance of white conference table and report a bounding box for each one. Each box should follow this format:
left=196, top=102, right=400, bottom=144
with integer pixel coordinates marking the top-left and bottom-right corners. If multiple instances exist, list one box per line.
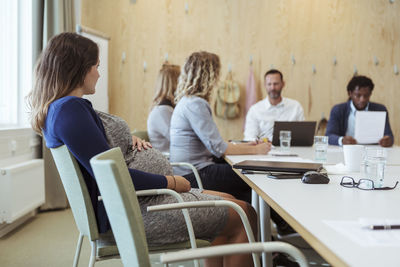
left=226, top=145, right=400, bottom=267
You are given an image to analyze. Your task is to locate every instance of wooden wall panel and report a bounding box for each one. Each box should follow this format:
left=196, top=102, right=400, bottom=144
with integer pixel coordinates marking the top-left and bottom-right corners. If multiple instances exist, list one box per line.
left=82, top=0, right=400, bottom=143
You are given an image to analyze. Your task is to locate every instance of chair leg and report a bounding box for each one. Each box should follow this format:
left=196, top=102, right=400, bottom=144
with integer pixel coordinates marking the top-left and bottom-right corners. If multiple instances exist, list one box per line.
left=260, top=198, right=272, bottom=267
left=251, top=190, right=260, bottom=242
left=73, top=233, right=84, bottom=267
left=89, top=241, right=97, bottom=267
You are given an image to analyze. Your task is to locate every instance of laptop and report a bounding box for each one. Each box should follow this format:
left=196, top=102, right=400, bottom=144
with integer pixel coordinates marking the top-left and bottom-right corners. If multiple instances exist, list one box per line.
left=233, top=160, right=322, bottom=173
left=272, top=121, right=317, bottom=146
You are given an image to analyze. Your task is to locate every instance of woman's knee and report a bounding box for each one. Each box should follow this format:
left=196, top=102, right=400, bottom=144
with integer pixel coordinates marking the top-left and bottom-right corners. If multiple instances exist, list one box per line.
left=202, top=190, right=236, bottom=200
left=227, top=199, right=257, bottom=228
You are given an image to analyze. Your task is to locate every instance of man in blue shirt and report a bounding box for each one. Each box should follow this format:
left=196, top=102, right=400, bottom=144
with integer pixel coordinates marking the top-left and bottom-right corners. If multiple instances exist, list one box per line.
left=326, top=75, right=394, bottom=147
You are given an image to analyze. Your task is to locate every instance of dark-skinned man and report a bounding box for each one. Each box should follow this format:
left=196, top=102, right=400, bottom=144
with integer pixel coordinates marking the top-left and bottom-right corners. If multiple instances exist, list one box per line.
left=326, top=75, right=394, bottom=147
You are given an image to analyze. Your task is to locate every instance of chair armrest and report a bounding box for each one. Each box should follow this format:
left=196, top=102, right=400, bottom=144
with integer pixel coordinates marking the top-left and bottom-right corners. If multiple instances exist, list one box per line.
left=135, top=189, right=198, bottom=251
left=160, top=241, right=308, bottom=267
left=149, top=200, right=260, bottom=267
left=148, top=200, right=255, bottom=243
left=170, top=162, right=204, bottom=190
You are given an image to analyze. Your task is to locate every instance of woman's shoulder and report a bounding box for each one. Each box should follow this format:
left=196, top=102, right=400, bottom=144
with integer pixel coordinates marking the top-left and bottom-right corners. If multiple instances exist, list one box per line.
left=50, top=96, right=92, bottom=113
left=47, top=96, right=96, bottom=124
left=178, top=96, right=209, bottom=109
left=149, top=105, right=173, bottom=120
left=151, top=105, right=174, bottom=113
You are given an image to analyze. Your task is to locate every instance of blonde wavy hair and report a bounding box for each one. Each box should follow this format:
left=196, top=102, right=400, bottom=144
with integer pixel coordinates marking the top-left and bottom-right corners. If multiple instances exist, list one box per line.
left=27, top=32, right=98, bottom=134
left=175, top=51, right=220, bottom=103
left=152, top=63, right=180, bottom=107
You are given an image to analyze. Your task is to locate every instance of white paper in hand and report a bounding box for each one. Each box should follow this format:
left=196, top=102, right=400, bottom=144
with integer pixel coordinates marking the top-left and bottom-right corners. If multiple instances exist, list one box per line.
left=354, top=111, right=386, bottom=144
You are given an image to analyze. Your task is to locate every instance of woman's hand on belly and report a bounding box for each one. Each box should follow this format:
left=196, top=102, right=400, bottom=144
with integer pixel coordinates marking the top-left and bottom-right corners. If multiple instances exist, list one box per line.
left=132, top=135, right=152, bottom=151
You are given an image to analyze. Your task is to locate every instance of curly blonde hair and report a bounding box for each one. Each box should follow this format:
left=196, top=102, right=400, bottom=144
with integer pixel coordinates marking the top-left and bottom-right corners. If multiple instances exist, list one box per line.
left=175, top=51, right=220, bottom=103
left=152, top=63, right=180, bottom=107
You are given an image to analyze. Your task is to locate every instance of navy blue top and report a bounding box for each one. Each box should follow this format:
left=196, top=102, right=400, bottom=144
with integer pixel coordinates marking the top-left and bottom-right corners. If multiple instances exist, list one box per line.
left=43, top=96, right=167, bottom=233
left=326, top=100, right=394, bottom=146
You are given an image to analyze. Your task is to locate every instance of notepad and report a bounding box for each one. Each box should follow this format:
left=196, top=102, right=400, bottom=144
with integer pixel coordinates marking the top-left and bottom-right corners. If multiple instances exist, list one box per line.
left=354, top=111, right=386, bottom=144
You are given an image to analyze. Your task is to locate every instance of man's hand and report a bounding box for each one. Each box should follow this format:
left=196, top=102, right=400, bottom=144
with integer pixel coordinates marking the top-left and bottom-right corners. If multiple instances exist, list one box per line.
left=379, top=135, right=393, bottom=147
left=132, top=136, right=152, bottom=151
left=254, top=142, right=272, bottom=154
left=342, top=136, right=357, bottom=145
left=166, top=175, right=191, bottom=192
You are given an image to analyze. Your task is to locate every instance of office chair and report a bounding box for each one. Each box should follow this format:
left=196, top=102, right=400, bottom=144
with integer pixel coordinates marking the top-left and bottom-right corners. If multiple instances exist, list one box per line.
left=51, top=145, right=119, bottom=267
left=51, top=145, right=207, bottom=267
left=90, top=147, right=309, bottom=267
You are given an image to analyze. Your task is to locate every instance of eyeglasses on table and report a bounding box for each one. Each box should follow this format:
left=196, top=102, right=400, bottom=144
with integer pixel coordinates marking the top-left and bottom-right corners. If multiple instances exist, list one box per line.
left=340, top=176, right=399, bottom=191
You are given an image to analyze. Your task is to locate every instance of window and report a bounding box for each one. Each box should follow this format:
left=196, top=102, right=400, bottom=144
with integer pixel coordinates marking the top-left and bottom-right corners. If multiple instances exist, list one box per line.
left=0, top=0, right=32, bottom=129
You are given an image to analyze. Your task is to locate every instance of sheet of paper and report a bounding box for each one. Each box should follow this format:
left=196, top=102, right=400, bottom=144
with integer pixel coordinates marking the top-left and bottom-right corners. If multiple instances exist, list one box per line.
left=324, top=219, right=400, bottom=247
left=354, top=111, right=386, bottom=144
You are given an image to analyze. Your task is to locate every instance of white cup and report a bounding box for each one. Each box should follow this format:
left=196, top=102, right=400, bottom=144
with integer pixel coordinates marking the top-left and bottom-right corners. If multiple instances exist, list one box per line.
left=343, top=145, right=364, bottom=172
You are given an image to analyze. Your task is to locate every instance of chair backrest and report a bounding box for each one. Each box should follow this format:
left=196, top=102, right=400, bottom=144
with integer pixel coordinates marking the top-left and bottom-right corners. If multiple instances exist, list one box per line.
left=90, top=147, right=151, bottom=267
left=50, top=145, right=99, bottom=241
left=131, top=130, right=149, bottom=141
left=316, top=117, right=328, bottom=136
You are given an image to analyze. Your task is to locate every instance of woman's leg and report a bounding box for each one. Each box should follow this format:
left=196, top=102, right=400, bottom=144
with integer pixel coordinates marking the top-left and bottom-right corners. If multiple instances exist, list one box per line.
left=202, top=190, right=235, bottom=200
left=184, top=163, right=252, bottom=203
left=203, top=197, right=258, bottom=267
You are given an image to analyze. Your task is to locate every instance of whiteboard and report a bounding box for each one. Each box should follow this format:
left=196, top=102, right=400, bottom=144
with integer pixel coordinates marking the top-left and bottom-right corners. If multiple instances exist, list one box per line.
left=78, top=27, right=109, bottom=113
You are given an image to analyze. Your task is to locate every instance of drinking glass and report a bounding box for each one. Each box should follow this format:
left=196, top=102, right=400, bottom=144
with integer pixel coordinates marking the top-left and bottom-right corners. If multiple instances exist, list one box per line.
left=363, top=147, right=387, bottom=188
left=279, top=130, right=291, bottom=150
left=314, top=136, right=329, bottom=162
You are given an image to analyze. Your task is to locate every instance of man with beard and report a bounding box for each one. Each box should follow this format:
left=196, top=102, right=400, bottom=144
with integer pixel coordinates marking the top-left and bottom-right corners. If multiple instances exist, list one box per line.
left=326, top=75, right=394, bottom=147
left=244, top=69, right=305, bottom=141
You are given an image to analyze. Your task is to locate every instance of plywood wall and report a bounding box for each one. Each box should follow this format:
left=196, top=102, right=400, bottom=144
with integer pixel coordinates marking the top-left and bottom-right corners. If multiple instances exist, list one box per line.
left=82, top=0, right=400, bottom=142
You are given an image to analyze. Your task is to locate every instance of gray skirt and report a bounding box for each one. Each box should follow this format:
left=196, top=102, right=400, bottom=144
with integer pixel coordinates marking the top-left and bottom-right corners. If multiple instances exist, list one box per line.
left=139, top=188, right=229, bottom=246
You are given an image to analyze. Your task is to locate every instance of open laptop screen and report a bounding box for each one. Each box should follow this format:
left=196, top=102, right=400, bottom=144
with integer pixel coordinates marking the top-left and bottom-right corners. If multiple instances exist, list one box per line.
left=272, top=121, right=317, bottom=146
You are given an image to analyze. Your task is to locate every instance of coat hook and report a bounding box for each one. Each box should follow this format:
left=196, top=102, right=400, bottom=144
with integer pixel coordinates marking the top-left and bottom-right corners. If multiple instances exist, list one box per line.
left=312, top=64, right=316, bottom=74
left=249, top=55, right=253, bottom=65
left=143, top=61, right=147, bottom=72
left=164, top=53, right=169, bottom=62
left=333, top=56, right=337, bottom=66
left=394, top=64, right=399, bottom=75
left=353, top=65, right=358, bottom=75
left=373, top=56, right=379, bottom=66
left=291, top=54, right=296, bottom=65
left=228, top=63, right=232, bottom=73
left=121, top=52, right=126, bottom=63
left=185, top=2, right=189, bottom=13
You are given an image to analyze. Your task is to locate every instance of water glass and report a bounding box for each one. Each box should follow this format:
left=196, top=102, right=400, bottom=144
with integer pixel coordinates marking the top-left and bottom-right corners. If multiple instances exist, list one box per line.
left=279, top=130, right=291, bottom=150
left=314, top=136, right=329, bottom=162
left=363, top=147, right=387, bottom=188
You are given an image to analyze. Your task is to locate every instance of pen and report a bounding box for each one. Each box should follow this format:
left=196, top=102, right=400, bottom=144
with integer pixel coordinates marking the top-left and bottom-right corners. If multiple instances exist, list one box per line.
left=369, top=224, right=400, bottom=230
left=271, top=154, right=298, bottom=157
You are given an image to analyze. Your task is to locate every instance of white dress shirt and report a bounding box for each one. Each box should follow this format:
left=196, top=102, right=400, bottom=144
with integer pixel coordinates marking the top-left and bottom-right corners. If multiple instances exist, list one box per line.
left=244, top=97, right=305, bottom=141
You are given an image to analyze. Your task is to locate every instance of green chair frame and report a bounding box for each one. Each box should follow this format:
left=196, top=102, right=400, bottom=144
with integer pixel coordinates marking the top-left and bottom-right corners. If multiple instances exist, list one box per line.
left=90, top=147, right=309, bottom=267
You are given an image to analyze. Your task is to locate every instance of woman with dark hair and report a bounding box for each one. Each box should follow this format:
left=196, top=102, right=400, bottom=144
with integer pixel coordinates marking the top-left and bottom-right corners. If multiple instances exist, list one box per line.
left=29, top=33, right=257, bottom=267
left=147, top=63, right=180, bottom=153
